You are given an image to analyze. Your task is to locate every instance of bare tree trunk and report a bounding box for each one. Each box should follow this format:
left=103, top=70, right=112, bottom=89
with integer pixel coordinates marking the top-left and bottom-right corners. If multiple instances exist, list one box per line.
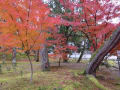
left=2, top=53, right=6, bottom=64
left=40, top=44, right=50, bottom=71
left=0, top=64, right=2, bottom=74
left=35, top=50, right=39, bottom=62
left=77, top=43, right=85, bottom=63
left=117, top=57, right=120, bottom=76
left=12, top=48, right=16, bottom=66
left=58, top=57, right=61, bottom=67
left=85, top=27, right=120, bottom=76
left=26, top=51, right=33, bottom=83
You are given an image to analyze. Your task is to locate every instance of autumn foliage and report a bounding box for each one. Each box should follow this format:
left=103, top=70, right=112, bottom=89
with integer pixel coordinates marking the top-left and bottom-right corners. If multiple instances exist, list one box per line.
left=0, top=0, right=60, bottom=53
left=59, top=0, right=120, bottom=52
left=0, top=0, right=120, bottom=61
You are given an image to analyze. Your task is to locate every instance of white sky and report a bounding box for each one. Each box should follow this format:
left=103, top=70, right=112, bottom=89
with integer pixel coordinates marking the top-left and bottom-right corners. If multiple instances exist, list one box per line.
left=110, top=0, right=120, bottom=24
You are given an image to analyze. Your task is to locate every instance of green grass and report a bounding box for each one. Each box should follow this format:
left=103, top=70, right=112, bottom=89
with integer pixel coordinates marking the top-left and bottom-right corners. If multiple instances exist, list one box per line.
left=0, top=61, right=100, bottom=90
left=0, top=60, right=120, bottom=90
left=0, top=52, right=34, bottom=64
left=0, top=52, right=119, bottom=90
left=87, top=75, right=109, bottom=90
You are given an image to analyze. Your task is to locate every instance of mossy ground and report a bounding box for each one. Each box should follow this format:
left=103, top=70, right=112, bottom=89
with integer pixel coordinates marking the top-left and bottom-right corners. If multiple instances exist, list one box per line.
left=0, top=59, right=120, bottom=90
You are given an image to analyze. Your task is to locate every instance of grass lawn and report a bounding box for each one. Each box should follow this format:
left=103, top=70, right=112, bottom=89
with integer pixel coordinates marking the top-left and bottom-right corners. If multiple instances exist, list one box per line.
left=0, top=59, right=120, bottom=90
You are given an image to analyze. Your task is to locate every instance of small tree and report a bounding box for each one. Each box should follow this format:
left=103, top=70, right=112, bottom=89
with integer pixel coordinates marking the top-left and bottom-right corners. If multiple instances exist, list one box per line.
left=0, top=0, right=60, bottom=82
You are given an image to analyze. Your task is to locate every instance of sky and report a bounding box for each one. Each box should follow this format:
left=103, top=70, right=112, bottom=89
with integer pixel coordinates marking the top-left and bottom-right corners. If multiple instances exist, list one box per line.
left=111, top=0, right=120, bottom=24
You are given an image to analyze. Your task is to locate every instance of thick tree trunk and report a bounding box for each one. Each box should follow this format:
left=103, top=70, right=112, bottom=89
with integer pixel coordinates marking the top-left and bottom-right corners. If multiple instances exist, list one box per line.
left=35, top=50, right=39, bottom=62
left=40, top=44, right=50, bottom=71
left=77, top=43, right=85, bottom=63
left=12, top=48, right=16, bottom=66
left=85, top=27, right=120, bottom=75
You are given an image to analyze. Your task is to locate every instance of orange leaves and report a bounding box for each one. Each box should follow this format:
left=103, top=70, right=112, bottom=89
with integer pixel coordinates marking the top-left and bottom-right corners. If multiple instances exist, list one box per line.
left=0, top=0, right=59, bottom=52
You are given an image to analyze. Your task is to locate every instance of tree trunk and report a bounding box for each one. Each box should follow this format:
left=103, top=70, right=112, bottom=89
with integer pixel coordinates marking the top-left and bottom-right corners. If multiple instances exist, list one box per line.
left=26, top=53, right=33, bottom=83
left=117, top=57, right=120, bottom=76
left=58, top=57, right=61, bottom=67
left=85, top=27, right=120, bottom=76
left=2, top=53, right=6, bottom=64
left=35, top=50, right=39, bottom=62
left=77, top=43, right=85, bottom=63
left=40, top=44, right=50, bottom=71
left=0, top=64, right=2, bottom=74
left=12, top=48, right=16, bottom=66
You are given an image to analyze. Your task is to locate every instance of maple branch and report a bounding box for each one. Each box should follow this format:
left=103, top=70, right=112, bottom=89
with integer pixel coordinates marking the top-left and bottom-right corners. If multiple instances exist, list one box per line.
left=94, top=10, right=97, bottom=26
left=16, top=29, right=25, bottom=49
left=25, top=0, right=32, bottom=51
left=27, top=0, right=32, bottom=22
left=80, top=30, right=96, bottom=51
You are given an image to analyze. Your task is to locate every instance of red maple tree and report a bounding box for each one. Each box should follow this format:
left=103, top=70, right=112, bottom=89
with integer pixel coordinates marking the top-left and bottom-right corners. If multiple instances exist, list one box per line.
left=0, top=0, right=60, bottom=82
left=59, top=0, right=120, bottom=51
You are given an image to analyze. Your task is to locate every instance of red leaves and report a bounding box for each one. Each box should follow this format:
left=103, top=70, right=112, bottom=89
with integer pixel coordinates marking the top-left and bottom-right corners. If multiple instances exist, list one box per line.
left=0, top=0, right=60, bottom=52
left=59, top=0, right=120, bottom=52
